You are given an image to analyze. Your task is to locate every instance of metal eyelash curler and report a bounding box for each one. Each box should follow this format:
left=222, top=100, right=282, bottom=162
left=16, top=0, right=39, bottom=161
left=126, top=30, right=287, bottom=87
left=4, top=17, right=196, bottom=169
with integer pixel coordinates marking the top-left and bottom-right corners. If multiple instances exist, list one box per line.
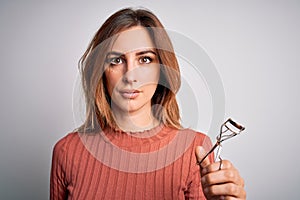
left=197, top=118, right=245, bottom=170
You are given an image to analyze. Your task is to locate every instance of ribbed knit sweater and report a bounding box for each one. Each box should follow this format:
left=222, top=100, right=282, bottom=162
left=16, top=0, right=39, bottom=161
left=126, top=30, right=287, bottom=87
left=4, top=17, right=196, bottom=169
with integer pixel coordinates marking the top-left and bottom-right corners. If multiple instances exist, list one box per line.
left=50, top=125, right=213, bottom=200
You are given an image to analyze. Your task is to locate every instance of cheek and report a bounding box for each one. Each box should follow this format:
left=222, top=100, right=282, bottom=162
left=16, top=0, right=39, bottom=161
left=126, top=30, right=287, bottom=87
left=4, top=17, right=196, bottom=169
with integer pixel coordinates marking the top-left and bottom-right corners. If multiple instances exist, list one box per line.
left=152, top=66, right=160, bottom=82
left=105, top=70, right=123, bottom=95
left=139, top=65, right=160, bottom=84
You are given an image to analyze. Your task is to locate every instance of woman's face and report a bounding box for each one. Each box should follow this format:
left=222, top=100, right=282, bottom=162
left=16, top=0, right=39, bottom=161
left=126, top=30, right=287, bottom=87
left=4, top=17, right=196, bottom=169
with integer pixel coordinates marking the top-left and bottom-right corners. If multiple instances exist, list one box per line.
left=104, top=26, right=160, bottom=115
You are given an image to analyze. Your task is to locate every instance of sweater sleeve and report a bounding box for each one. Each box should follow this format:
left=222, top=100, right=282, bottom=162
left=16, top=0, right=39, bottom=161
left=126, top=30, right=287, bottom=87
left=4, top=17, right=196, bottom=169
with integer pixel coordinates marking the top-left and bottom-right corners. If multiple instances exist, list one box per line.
left=50, top=136, right=69, bottom=200
left=184, top=133, right=214, bottom=200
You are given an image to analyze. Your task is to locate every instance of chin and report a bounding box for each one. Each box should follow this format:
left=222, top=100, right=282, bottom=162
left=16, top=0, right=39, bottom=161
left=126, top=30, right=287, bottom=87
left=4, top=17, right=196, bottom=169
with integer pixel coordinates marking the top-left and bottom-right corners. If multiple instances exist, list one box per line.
left=121, top=104, right=143, bottom=114
left=113, top=100, right=151, bottom=114
left=111, top=101, right=135, bottom=111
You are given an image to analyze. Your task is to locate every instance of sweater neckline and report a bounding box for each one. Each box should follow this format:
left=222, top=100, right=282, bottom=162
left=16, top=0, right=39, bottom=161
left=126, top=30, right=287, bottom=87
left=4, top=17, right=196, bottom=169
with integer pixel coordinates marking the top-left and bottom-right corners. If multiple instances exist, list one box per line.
left=110, top=123, right=164, bottom=138
left=103, top=124, right=176, bottom=149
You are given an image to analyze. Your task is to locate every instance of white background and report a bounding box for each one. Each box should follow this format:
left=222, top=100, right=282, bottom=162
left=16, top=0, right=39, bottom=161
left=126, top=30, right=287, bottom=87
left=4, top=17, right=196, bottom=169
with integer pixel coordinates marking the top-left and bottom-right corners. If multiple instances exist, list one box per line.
left=0, top=1, right=299, bottom=199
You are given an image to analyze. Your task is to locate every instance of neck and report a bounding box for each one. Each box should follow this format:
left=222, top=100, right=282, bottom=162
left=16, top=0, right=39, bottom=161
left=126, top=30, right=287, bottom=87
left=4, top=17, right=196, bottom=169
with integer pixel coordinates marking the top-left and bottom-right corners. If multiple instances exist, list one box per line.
left=112, top=106, right=159, bottom=132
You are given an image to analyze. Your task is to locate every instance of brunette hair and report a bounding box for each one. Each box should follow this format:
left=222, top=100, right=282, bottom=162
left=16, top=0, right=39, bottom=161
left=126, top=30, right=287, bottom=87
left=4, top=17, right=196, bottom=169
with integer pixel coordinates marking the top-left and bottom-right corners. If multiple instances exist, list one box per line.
left=77, top=7, right=181, bottom=133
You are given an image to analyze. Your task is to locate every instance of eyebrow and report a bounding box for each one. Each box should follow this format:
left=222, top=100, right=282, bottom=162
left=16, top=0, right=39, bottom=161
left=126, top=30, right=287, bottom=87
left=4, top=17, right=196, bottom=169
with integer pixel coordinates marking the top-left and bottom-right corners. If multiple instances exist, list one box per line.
left=136, top=50, right=157, bottom=56
left=106, top=49, right=157, bottom=57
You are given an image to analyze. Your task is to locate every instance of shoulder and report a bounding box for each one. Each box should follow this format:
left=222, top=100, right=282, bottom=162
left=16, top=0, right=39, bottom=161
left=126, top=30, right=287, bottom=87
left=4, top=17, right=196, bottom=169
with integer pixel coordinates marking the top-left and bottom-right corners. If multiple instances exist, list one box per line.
left=52, top=132, right=80, bottom=155
left=178, top=128, right=210, bottom=141
left=178, top=128, right=213, bottom=150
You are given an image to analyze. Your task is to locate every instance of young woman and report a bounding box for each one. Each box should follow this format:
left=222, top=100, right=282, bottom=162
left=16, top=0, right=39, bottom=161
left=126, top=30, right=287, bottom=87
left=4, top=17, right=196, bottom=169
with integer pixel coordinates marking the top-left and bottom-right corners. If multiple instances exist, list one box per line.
left=50, top=8, right=246, bottom=199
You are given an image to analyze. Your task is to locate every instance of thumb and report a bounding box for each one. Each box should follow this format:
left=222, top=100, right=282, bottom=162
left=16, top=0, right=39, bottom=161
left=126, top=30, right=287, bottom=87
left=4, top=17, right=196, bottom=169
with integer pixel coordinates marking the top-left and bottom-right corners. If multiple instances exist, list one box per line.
left=195, top=146, right=211, bottom=169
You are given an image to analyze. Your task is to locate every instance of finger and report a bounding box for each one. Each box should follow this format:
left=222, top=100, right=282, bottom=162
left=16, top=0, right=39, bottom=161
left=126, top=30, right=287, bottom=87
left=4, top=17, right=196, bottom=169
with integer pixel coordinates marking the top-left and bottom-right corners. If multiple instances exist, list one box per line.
left=218, top=196, right=245, bottom=200
left=201, top=168, right=244, bottom=187
left=209, top=196, right=224, bottom=200
left=202, top=160, right=234, bottom=175
left=203, top=183, right=246, bottom=199
left=223, top=196, right=246, bottom=200
left=195, top=146, right=211, bottom=169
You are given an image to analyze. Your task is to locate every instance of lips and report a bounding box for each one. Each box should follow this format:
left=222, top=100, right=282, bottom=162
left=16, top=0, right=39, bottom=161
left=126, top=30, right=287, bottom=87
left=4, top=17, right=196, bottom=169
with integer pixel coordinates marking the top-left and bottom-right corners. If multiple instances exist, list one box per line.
left=119, top=89, right=141, bottom=99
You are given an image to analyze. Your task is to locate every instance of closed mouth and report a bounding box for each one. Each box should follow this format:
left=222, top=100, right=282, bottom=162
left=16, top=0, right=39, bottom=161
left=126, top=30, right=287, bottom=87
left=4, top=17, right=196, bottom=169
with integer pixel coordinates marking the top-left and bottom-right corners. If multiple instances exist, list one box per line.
left=119, top=89, right=141, bottom=99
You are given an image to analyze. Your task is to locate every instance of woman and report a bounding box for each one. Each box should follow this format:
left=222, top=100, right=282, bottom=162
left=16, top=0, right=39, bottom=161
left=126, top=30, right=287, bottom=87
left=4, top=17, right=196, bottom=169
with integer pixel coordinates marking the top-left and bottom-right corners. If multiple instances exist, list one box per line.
left=50, top=8, right=246, bottom=199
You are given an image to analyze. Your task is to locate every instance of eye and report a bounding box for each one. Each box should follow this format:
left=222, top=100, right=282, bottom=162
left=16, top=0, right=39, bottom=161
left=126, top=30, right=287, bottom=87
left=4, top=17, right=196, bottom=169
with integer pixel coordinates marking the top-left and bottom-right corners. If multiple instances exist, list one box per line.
left=107, top=57, right=124, bottom=65
left=139, top=56, right=152, bottom=64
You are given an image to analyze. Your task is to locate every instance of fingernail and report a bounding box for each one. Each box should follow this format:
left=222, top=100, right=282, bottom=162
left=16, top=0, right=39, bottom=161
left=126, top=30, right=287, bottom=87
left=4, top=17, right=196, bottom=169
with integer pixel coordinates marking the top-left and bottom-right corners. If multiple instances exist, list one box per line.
left=201, top=168, right=207, bottom=174
left=201, top=176, right=206, bottom=183
left=204, top=187, right=209, bottom=193
left=219, top=195, right=225, bottom=200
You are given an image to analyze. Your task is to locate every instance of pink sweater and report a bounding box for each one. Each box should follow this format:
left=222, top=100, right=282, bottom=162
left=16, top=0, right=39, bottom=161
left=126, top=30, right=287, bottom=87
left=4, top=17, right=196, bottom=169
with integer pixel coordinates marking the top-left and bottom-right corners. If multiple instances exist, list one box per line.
left=50, top=125, right=213, bottom=199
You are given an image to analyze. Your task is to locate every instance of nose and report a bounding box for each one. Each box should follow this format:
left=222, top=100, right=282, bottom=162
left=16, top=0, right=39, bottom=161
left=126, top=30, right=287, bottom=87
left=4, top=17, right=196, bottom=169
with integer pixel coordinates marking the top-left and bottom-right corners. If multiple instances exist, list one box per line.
left=122, top=55, right=138, bottom=83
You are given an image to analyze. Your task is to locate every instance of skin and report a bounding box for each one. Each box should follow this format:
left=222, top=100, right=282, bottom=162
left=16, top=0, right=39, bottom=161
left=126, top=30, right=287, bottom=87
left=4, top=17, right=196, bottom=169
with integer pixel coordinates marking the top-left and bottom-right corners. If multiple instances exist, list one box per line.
left=196, top=147, right=246, bottom=199
left=104, top=26, right=160, bottom=132
left=104, top=25, right=246, bottom=199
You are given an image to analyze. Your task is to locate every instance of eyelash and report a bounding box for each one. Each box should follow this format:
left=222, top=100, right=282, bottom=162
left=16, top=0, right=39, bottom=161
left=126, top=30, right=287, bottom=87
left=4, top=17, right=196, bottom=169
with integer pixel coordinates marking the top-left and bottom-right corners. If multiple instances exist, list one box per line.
left=106, top=56, right=153, bottom=66
left=107, top=57, right=124, bottom=65
left=139, top=56, right=153, bottom=64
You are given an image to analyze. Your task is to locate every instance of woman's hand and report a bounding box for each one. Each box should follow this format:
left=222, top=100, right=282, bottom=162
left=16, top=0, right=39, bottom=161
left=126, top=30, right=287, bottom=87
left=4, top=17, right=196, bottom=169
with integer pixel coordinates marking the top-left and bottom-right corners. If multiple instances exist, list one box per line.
left=195, top=147, right=246, bottom=200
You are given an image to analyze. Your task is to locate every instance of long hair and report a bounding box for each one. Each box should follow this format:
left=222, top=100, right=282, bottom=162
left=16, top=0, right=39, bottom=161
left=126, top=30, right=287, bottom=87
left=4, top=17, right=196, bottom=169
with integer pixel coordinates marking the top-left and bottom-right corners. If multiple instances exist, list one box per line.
left=77, top=8, right=181, bottom=133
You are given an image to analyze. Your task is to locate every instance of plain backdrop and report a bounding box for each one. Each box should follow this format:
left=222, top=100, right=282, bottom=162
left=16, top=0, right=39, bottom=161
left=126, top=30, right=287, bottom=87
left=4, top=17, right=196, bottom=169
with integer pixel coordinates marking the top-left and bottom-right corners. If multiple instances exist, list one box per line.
left=0, top=0, right=299, bottom=199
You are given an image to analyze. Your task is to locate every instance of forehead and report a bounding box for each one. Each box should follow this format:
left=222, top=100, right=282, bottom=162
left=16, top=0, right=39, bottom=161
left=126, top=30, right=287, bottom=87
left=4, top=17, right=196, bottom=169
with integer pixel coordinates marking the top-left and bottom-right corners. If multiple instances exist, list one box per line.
left=111, top=26, right=155, bottom=53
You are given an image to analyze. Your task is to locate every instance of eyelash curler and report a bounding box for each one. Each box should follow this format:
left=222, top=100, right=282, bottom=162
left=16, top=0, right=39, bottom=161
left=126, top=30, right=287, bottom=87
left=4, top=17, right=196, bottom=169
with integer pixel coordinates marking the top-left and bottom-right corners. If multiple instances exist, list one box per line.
left=197, top=118, right=245, bottom=170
